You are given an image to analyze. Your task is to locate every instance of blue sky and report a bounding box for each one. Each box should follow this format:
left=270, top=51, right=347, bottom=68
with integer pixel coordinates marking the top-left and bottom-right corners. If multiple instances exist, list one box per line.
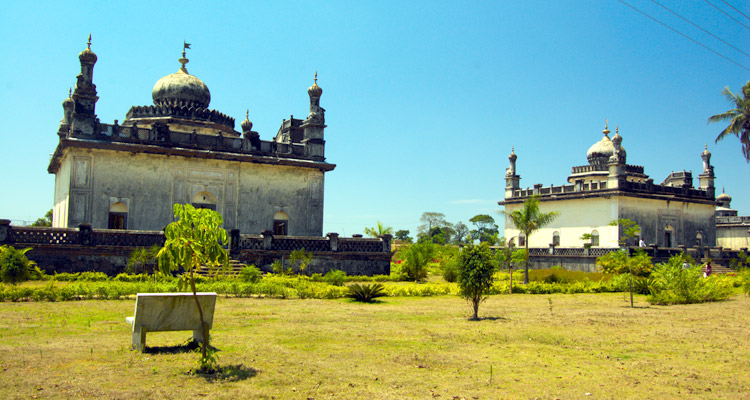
left=0, top=0, right=747, bottom=238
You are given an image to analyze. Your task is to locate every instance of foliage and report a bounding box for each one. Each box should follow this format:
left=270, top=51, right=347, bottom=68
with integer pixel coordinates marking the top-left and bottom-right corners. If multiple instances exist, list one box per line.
left=457, top=243, right=497, bottom=320
left=648, top=255, right=734, bottom=305
left=417, top=212, right=449, bottom=238
left=729, top=251, right=750, bottom=269
left=0, top=246, right=33, bottom=285
left=596, top=250, right=652, bottom=277
left=740, top=268, right=750, bottom=296
left=323, top=269, right=347, bottom=286
left=609, top=218, right=641, bottom=246
left=707, top=80, right=750, bottom=162
left=468, top=214, right=499, bottom=244
left=31, top=209, right=53, bottom=227
left=394, top=229, right=412, bottom=243
left=239, top=265, right=262, bottom=283
left=439, top=249, right=460, bottom=283
left=288, top=248, right=312, bottom=274
left=127, top=245, right=160, bottom=274
left=452, top=222, right=470, bottom=245
left=347, top=283, right=386, bottom=302
left=502, top=195, right=559, bottom=284
left=156, top=204, right=229, bottom=371
left=364, top=221, right=394, bottom=238
left=401, top=242, right=435, bottom=282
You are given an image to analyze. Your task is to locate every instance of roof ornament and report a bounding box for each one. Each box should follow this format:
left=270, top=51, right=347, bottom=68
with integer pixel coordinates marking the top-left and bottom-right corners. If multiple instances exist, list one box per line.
left=602, top=119, right=610, bottom=136
left=87, top=34, right=92, bottom=50
left=179, top=41, right=191, bottom=73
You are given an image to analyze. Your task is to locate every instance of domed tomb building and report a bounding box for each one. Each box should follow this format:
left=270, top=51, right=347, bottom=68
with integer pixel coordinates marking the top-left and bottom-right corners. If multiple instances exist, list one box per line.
left=48, top=39, right=333, bottom=234
left=500, top=122, right=717, bottom=249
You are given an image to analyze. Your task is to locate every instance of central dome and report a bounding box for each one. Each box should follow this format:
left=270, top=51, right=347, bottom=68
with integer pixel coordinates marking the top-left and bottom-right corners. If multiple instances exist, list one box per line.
left=586, top=123, right=625, bottom=168
left=152, top=68, right=211, bottom=109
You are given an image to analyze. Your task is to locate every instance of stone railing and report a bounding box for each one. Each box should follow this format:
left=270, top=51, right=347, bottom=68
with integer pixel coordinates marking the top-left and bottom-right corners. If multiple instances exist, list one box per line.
left=230, top=230, right=391, bottom=254
left=0, top=220, right=165, bottom=248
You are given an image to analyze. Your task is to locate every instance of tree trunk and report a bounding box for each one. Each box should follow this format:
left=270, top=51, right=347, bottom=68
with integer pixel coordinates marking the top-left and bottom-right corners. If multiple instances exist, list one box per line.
left=472, top=297, right=479, bottom=320
left=189, top=268, right=208, bottom=362
left=524, top=241, right=530, bottom=284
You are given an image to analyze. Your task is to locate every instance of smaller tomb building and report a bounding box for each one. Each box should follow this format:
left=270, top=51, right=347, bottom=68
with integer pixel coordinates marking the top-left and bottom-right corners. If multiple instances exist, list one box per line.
left=500, top=122, right=717, bottom=249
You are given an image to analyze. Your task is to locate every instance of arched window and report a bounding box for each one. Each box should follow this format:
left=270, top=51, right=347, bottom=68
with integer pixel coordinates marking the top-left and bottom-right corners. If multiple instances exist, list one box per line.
left=273, top=211, right=289, bottom=235
left=591, top=230, right=599, bottom=247
left=552, top=231, right=560, bottom=246
left=696, top=232, right=703, bottom=248
left=519, top=233, right=526, bottom=247
left=108, top=202, right=128, bottom=230
left=191, top=191, right=216, bottom=211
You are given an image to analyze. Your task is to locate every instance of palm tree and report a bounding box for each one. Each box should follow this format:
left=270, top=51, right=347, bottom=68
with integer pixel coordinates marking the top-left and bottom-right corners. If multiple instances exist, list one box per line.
left=502, top=195, right=559, bottom=284
left=707, top=81, right=750, bottom=163
left=364, top=221, right=394, bottom=238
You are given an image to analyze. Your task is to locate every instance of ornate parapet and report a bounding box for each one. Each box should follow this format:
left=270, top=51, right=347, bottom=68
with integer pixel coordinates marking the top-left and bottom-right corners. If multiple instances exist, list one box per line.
left=125, top=105, right=235, bottom=130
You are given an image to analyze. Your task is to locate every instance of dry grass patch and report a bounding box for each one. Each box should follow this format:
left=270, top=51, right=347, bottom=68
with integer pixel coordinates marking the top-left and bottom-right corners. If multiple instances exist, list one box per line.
left=0, top=293, right=748, bottom=399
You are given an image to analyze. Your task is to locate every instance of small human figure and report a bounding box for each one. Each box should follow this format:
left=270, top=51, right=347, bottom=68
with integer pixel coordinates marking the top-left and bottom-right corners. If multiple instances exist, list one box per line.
left=639, top=238, right=646, bottom=247
left=682, top=261, right=689, bottom=270
left=705, top=262, right=712, bottom=277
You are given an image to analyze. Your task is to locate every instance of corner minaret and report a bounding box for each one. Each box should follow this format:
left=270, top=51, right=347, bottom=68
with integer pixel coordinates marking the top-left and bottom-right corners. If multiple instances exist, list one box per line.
left=698, top=144, right=715, bottom=197
left=505, top=147, right=520, bottom=198
left=607, top=126, right=626, bottom=188
left=301, top=71, right=326, bottom=159
left=70, top=35, right=99, bottom=135
left=58, top=88, right=74, bottom=137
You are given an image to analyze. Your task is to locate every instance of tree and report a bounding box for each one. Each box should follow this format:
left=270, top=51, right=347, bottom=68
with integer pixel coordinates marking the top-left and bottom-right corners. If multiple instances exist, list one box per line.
left=707, top=81, right=750, bottom=162
left=156, top=204, right=229, bottom=371
left=417, top=212, right=449, bottom=237
left=364, top=221, right=393, bottom=238
left=31, top=209, right=53, bottom=227
left=502, top=195, right=559, bottom=284
left=458, top=243, right=497, bottom=320
left=452, top=221, right=470, bottom=244
left=394, top=229, right=412, bottom=243
left=469, top=214, right=499, bottom=244
left=608, top=218, right=645, bottom=308
left=402, top=242, right=435, bottom=281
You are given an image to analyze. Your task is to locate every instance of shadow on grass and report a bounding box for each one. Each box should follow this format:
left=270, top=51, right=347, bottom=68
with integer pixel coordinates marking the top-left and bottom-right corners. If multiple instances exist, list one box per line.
left=193, top=364, right=259, bottom=382
left=145, top=340, right=220, bottom=355
left=469, top=316, right=511, bottom=321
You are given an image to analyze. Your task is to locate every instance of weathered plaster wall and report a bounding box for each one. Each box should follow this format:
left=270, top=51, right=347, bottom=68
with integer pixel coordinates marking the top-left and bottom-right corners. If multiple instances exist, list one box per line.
left=504, top=196, right=619, bottom=248
left=619, top=197, right=715, bottom=247
left=55, top=148, right=326, bottom=235
left=53, top=153, right=72, bottom=228
left=717, top=225, right=750, bottom=250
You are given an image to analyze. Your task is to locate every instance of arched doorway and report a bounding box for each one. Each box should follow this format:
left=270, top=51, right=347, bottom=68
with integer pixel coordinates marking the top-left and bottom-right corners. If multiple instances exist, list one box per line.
left=273, top=211, right=289, bottom=235
left=191, top=191, right=217, bottom=211
left=664, top=225, right=674, bottom=248
left=108, top=202, right=128, bottom=230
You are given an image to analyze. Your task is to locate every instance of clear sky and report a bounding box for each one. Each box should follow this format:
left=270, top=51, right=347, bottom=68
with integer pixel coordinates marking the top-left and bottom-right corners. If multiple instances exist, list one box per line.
left=0, top=0, right=748, bottom=238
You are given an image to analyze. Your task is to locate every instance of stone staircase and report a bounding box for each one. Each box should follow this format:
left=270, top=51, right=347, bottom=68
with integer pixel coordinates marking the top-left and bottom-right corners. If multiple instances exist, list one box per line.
left=704, top=263, right=736, bottom=275
left=195, top=259, right=246, bottom=278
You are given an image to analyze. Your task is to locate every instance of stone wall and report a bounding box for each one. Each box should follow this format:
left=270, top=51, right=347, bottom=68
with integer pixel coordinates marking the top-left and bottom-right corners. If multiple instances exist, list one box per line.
left=0, top=220, right=391, bottom=276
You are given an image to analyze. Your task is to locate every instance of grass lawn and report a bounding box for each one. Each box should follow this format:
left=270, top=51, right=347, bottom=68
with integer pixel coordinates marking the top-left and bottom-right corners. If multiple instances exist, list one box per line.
left=0, top=292, right=748, bottom=399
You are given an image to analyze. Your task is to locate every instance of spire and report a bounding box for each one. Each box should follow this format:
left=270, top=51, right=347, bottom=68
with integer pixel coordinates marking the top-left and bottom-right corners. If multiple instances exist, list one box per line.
left=602, top=119, right=610, bottom=137
left=241, top=108, right=253, bottom=134
left=179, top=41, right=191, bottom=73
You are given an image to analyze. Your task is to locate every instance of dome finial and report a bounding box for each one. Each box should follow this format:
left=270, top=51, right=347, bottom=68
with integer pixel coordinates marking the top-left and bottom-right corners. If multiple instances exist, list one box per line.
left=179, top=41, right=191, bottom=73
left=603, top=119, right=610, bottom=136
left=68, top=87, right=72, bottom=98
left=246, top=109, right=249, bottom=119
left=87, top=34, right=92, bottom=50
left=314, top=70, right=318, bottom=84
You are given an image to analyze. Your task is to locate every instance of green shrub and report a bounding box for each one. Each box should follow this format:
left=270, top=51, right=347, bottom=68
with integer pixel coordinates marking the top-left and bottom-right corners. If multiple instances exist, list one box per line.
left=78, top=271, right=109, bottom=282
left=596, top=250, right=652, bottom=276
left=740, top=269, right=750, bottom=296
left=647, top=255, right=734, bottom=305
left=401, top=242, right=435, bottom=282
left=347, top=283, right=386, bottom=302
left=239, top=265, right=262, bottom=283
left=0, top=246, right=32, bottom=285
left=323, top=269, right=347, bottom=286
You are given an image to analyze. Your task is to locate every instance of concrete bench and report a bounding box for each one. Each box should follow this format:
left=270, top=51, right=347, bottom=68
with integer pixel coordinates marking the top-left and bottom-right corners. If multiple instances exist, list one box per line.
left=126, top=292, right=217, bottom=352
